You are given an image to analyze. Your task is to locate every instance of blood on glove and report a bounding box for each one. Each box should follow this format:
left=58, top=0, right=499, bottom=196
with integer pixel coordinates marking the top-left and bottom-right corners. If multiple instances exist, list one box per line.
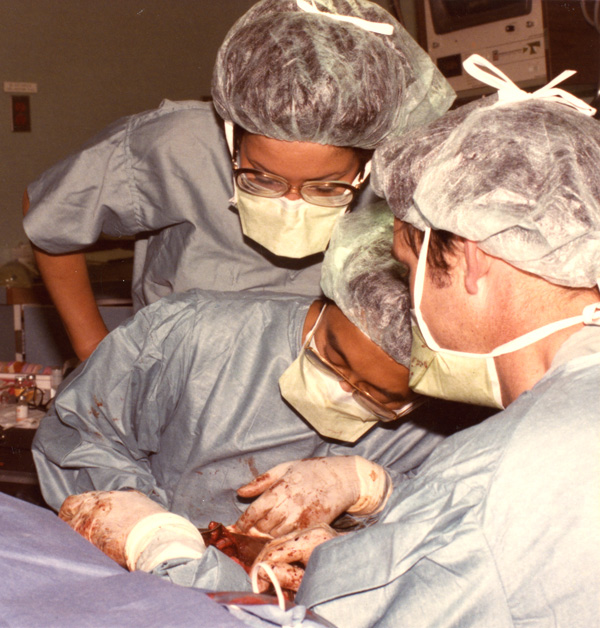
left=235, top=456, right=390, bottom=538
left=59, top=489, right=206, bottom=572
left=59, top=489, right=167, bottom=567
left=251, top=523, right=339, bottom=595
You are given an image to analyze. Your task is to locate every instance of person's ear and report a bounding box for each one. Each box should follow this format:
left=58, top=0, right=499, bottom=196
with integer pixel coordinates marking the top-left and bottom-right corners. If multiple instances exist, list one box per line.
left=463, top=240, right=491, bottom=295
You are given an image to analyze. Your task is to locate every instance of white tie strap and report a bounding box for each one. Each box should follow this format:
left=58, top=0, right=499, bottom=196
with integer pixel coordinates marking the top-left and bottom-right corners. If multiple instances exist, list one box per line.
left=462, top=54, right=597, bottom=117
left=296, top=0, right=394, bottom=35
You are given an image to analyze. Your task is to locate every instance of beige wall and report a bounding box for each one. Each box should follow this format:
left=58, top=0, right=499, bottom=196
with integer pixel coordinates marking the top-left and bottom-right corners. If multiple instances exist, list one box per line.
left=0, top=0, right=257, bottom=261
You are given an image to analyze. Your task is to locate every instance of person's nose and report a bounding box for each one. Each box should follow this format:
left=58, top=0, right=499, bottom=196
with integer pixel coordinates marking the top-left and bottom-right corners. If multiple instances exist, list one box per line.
left=338, top=380, right=354, bottom=393
left=284, top=184, right=303, bottom=201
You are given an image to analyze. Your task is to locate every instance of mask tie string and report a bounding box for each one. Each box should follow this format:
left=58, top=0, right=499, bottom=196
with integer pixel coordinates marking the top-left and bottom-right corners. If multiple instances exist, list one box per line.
left=224, top=120, right=235, bottom=159
left=250, top=562, right=287, bottom=612
left=224, top=120, right=238, bottom=204
left=296, top=0, right=394, bottom=35
left=462, top=54, right=597, bottom=117
left=353, top=159, right=372, bottom=188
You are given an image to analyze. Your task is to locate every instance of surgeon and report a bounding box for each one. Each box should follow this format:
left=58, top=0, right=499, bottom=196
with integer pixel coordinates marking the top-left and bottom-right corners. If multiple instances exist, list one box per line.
left=33, top=201, right=454, bottom=590
left=255, top=58, right=600, bottom=626
left=22, top=0, right=454, bottom=362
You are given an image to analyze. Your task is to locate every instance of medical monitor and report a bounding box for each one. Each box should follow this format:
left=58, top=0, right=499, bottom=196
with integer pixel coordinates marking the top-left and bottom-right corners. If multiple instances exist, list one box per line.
left=421, top=0, right=547, bottom=97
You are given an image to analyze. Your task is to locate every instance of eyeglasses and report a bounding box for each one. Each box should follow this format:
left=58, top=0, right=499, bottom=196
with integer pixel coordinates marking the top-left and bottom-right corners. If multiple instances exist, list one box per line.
left=304, top=344, right=424, bottom=422
left=233, top=167, right=364, bottom=208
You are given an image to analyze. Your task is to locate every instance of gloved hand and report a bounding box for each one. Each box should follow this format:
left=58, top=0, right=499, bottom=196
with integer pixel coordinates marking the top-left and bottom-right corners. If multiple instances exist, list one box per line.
left=251, top=523, right=338, bottom=593
left=59, top=490, right=206, bottom=571
left=234, top=456, right=391, bottom=537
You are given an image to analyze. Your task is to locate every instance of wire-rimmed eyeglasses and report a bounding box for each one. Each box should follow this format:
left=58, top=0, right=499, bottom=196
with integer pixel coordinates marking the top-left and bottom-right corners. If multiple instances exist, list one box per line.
left=304, top=344, right=424, bottom=422
left=233, top=167, right=364, bottom=208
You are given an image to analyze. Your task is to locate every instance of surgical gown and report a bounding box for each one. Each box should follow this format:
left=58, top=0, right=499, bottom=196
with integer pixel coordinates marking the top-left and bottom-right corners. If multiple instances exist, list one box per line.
left=33, top=290, right=445, bottom=539
left=24, top=101, right=377, bottom=309
left=295, top=325, right=600, bottom=627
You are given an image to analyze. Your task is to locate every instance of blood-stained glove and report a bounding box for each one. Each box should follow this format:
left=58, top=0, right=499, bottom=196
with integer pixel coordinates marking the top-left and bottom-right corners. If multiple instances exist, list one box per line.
left=252, top=523, right=338, bottom=593
left=234, top=456, right=391, bottom=538
left=59, top=490, right=206, bottom=572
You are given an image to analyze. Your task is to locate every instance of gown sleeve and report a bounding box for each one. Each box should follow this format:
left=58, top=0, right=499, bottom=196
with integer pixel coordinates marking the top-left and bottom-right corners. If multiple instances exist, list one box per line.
left=24, top=101, right=212, bottom=254
left=32, top=296, right=197, bottom=510
left=24, top=115, right=140, bottom=252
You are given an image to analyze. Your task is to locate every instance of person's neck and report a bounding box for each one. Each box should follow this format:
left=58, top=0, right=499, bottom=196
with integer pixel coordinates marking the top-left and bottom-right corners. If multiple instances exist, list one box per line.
left=495, top=288, right=599, bottom=405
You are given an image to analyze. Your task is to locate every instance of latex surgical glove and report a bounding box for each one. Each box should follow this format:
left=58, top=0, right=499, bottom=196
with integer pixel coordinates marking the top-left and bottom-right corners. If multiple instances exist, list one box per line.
left=235, top=456, right=391, bottom=538
left=252, top=523, right=338, bottom=593
left=59, top=489, right=206, bottom=571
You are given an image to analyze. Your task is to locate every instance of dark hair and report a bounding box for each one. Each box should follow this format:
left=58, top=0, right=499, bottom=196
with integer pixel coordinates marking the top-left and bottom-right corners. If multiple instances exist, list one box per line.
left=402, top=224, right=461, bottom=286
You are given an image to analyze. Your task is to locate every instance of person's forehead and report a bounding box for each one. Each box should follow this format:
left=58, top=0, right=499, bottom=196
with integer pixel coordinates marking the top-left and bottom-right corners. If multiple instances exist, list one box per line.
left=321, top=303, right=354, bottom=334
left=322, top=306, right=396, bottom=367
left=240, top=133, right=361, bottom=181
left=320, top=306, right=376, bottom=362
left=241, top=132, right=355, bottom=157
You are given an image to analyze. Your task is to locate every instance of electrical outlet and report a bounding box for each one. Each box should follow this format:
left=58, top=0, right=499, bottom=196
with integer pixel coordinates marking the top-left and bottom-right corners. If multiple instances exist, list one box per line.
left=12, top=96, right=31, bottom=132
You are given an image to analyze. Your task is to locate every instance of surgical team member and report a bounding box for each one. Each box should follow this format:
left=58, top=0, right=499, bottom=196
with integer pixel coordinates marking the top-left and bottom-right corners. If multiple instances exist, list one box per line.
left=22, top=0, right=454, bottom=361
left=261, top=59, right=600, bottom=626
left=33, top=202, right=448, bottom=590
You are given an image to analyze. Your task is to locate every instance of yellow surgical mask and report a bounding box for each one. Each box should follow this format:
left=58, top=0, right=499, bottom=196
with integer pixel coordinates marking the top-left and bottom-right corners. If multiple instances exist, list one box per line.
left=409, top=322, right=503, bottom=408
left=279, top=305, right=379, bottom=442
left=235, top=188, right=347, bottom=258
left=409, top=227, right=600, bottom=408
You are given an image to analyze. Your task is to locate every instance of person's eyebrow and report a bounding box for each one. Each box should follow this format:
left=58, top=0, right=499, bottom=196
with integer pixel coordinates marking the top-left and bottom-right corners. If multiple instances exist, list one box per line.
left=324, top=324, right=346, bottom=363
left=242, top=147, right=353, bottom=182
left=249, top=159, right=351, bottom=182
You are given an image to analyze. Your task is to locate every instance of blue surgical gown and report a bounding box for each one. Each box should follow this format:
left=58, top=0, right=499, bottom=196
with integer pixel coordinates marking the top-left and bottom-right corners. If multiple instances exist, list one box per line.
left=295, top=325, right=600, bottom=627
left=24, top=101, right=377, bottom=309
left=33, top=289, right=445, bottom=528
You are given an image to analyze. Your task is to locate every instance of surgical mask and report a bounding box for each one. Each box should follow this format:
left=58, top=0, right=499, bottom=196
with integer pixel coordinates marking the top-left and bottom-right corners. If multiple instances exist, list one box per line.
left=279, top=305, right=379, bottom=442
left=410, top=321, right=504, bottom=408
left=235, top=189, right=347, bottom=258
left=409, top=227, right=600, bottom=408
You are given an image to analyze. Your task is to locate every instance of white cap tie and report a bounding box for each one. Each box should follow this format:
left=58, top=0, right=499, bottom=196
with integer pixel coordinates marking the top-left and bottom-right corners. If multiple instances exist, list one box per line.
left=463, top=54, right=597, bottom=117
left=296, top=0, right=394, bottom=35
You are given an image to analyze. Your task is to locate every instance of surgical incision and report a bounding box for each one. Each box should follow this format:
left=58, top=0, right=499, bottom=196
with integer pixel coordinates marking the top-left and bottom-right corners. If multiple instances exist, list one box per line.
left=200, top=521, right=269, bottom=573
